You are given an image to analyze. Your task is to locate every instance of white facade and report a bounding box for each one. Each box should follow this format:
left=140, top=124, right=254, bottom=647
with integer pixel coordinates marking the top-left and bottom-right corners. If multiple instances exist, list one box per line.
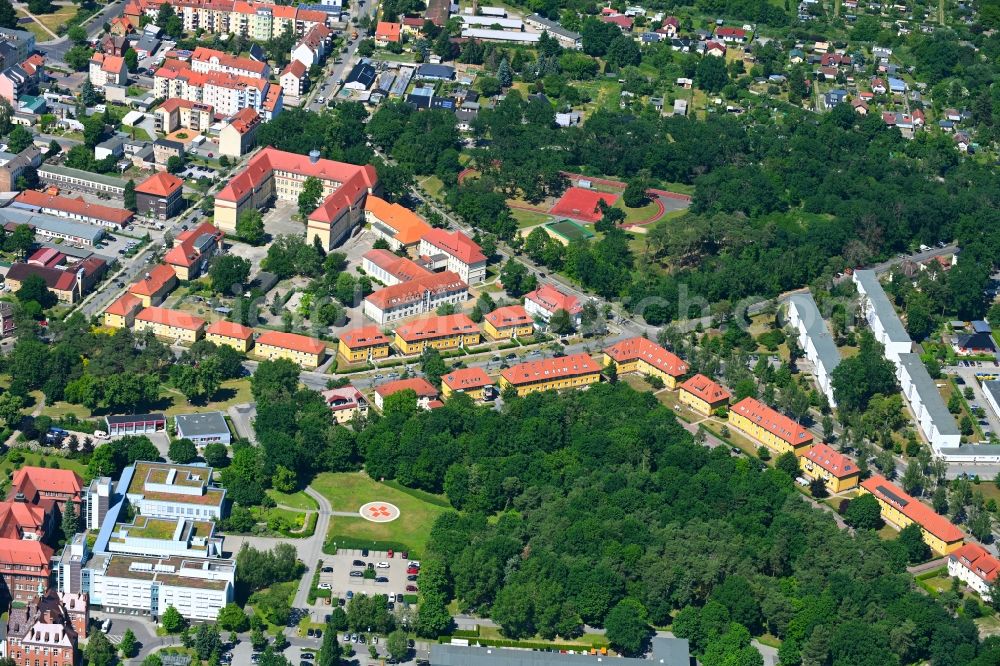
left=87, top=555, right=234, bottom=621
left=895, top=353, right=961, bottom=453
left=948, top=546, right=998, bottom=601
left=787, top=293, right=841, bottom=407
left=362, top=283, right=467, bottom=325
left=417, top=236, right=486, bottom=285
left=292, top=42, right=319, bottom=67
left=853, top=270, right=912, bottom=364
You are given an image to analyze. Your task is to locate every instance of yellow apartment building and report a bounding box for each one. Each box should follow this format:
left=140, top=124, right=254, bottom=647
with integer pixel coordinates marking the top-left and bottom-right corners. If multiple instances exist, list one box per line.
left=498, top=353, right=602, bottom=397
left=801, top=443, right=860, bottom=493
left=678, top=374, right=731, bottom=416
left=393, top=314, right=480, bottom=356
left=483, top=305, right=534, bottom=340
left=338, top=326, right=391, bottom=364
left=861, top=475, right=965, bottom=555
left=104, top=293, right=143, bottom=329
left=603, top=336, right=689, bottom=389
left=441, top=367, right=493, bottom=401
left=727, top=397, right=814, bottom=456
left=128, top=263, right=178, bottom=308
left=205, top=320, right=255, bottom=353
left=254, top=331, right=326, bottom=369
left=133, top=307, right=206, bottom=343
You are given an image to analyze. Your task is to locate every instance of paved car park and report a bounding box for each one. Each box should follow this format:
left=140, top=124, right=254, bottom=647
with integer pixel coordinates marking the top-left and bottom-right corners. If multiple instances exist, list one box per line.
left=320, top=548, right=418, bottom=603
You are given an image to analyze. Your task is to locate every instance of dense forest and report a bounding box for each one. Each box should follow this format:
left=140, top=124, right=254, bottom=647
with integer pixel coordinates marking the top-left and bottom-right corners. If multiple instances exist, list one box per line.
left=353, top=383, right=996, bottom=664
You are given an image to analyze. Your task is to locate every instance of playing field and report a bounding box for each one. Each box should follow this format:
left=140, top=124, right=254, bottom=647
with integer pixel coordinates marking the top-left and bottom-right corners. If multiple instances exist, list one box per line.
left=549, top=187, right=619, bottom=223
left=546, top=219, right=595, bottom=242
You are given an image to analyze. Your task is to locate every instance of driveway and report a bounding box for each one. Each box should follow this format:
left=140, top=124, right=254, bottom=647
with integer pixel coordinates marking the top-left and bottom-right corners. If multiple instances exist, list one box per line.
left=292, top=487, right=334, bottom=611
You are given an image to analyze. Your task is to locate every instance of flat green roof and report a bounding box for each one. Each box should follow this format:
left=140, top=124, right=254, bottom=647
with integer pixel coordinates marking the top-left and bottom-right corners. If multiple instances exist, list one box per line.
left=545, top=219, right=595, bottom=242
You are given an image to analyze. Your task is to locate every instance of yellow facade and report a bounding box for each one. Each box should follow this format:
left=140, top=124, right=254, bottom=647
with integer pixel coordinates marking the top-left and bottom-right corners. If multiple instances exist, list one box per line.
left=678, top=390, right=716, bottom=416
left=254, top=343, right=324, bottom=369
left=483, top=320, right=534, bottom=340
left=727, top=412, right=812, bottom=457
left=393, top=332, right=481, bottom=356
left=337, top=339, right=391, bottom=364
left=134, top=320, right=204, bottom=343
left=801, top=464, right=859, bottom=493
left=605, top=357, right=681, bottom=389
left=440, top=383, right=486, bottom=400
left=498, top=371, right=600, bottom=397
left=861, top=489, right=964, bottom=556
left=103, top=312, right=131, bottom=329
left=206, top=332, right=252, bottom=353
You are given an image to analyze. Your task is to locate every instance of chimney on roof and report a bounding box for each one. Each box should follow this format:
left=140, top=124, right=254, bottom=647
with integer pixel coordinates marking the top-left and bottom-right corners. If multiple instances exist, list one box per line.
left=309, top=149, right=321, bottom=164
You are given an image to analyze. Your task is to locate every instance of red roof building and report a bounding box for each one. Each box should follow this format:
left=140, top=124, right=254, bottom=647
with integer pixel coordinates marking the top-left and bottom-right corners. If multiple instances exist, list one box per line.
left=135, top=306, right=207, bottom=332
left=9, top=467, right=83, bottom=512
left=163, top=222, right=223, bottom=280
left=862, top=475, right=965, bottom=554
left=524, top=284, right=582, bottom=326
left=679, top=374, right=731, bottom=415
left=255, top=331, right=326, bottom=355
left=715, top=26, right=747, bottom=41
left=364, top=272, right=468, bottom=325
left=393, top=313, right=479, bottom=346
left=374, top=377, right=438, bottom=410
left=483, top=305, right=534, bottom=339
left=599, top=14, right=633, bottom=30
left=375, top=21, right=402, bottom=43
left=949, top=543, right=1000, bottom=599
left=499, top=353, right=602, bottom=395
left=0, top=501, right=51, bottom=540
left=441, top=367, right=493, bottom=399
left=14, top=190, right=134, bottom=228
left=728, top=397, right=813, bottom=454
left=137, top=171, right=183, bottom=198
left=339, top=326, right=391, bottom=351
left=418, top=228, right=487, bottom=283
left=802, top=443, right=860, bottom=491
left=603, top=337, right=688, bottom=386
left=0, top=540, right=55, bottom=603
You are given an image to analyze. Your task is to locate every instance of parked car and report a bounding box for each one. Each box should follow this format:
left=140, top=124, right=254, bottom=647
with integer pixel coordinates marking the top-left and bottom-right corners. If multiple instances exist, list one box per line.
left=318, top=583, right=332, bottom=590
left=352, top=560, right=365, bottom=567
left=307, top=628, right=315, bottom=637
left=406, top=585, right=418, bottom=592
left=376, top=561, right=390, bottom=569
left=321, top=566, right=333, bottom=573
left=407, top=575, right=418, bottom=581
left=375, top=576, right=389, bottom=583
left=406, top=567, right=419, bottom=575
left=349, top=571, right=364, bottom=578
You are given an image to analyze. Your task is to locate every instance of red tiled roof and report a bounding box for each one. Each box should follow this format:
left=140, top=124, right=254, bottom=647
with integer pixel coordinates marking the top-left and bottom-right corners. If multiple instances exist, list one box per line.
left=603, top=336, right=687, bottom=378
left=862, top=475, right=965, bottom=543
left=375, top=21, right=402, bottom=42
left=15, top=190, right=133, bottom=226
left=420, top=228, right=485, bottom=265
left=255, top=330, right=326, bottom=355
left=11, top=467, right=83, bottom=503
left=599, top=14, right=633, bottom=29
left=339, top=326, right=390, bottom=349
left=281, top=60, right=307, bottom=79
left=136, top=172, right=183, bottom=197
left=6, top=263, right=76, bottom=292
left=500, top=353, right=600, bottom=386
left=363, top=249, right=431, bottom=282
left=442, top=367, right=492, bottom=391
left=226, top=107, right=260, bottom=135
left=0, top=539, right=54, bottom=570
left=364, top=196, right=431, bottom=244
left=803, top=443, right=857, bottom=478
left=105, top=293, right=143, bottom=317
left=365, top=272, right=466, bottom=311
left=393, top=313, right=477, bottom=343
left=163, top=222, right=221, bottom=268
left=192, top=46, right=268, bottom=75
left=136, top=306, right=206, bottom=331
left=484, top=305, right=532, bottom=329
left=730, top=397, right=811, bottom=446
left=206, top=320, right=254, bottom=340
left=375, top=377, right=437, bottom=398
left=129, top=264, right=176, bottom=297
left=951, top=543, right=1000, bottom=584
left=525, top=284, right=581, bottom=315
left=716, top=26, right=746, bottom=37
left=0, top=501, right=47, bottom=539
left=322, top=385, right=364, bottom=411
left=680, top=374, right=731, bottom=404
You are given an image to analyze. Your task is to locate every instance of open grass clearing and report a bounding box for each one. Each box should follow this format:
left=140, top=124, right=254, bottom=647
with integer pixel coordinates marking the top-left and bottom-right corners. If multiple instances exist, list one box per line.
left=267, top=488, right=319, bottom=511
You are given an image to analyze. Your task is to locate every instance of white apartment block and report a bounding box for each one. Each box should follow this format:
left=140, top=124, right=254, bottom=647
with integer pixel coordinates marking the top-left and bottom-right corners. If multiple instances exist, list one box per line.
left=948, top=543, right=999, bottom=602
left=786, top=293, right=841, bottom=407
left=853, top=269, right=912, bottom=364
left=895, top=353, right=961, bottom=453
left=417, top=228, right=487, bottom=285
left=190, top=47, right=270, bottom=78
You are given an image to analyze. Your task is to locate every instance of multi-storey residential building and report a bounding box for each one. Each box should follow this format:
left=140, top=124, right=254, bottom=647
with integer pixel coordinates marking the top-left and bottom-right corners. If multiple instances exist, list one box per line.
left=483, top=305, right=534, bottom=340
left=254, top=331, right=326, bottom=368
left=280, top=59, right=307, bottom=97
left=801, top=443, right=860, bottom=492
left=84, top=554, right=235, bottom=621
left=337, top=326, right=391, bottom=363
left=214, top=147, right=378, bottom=251
left=190, top=46, right=270, bottom=78
left=364, top=195, right=431, bottom=250
left=163, top=222, right=223, bottom=280
left=499, top=353, right=601, bottom=397
left=602, top=336, right=688, bottom=389
left=364, top=272, right=468, bottom=325
left=129, top=263, right=178, bottom=307
left=125, top=0, right=331, bottom=41
left=218, top=107, right=261, bottom=158
left=373, top=377, right=439, bottom=411
left=135, top=171, right=185, bottom=220
left=441, top=367, right=493, bottom=400
left=291, top=22, right=331, bottom=67
left=205, top=320, right=254, bottom=352
left=12, top=190, right=134, bottom=229
left=392, top=314, right=479, bottom=355
left=417, top=228, right=486, bottom=284
left=948, top=543, right=1000, bottom=602
left=861, top=475, right=965, bottom=555
left=853, top=270, right=912, bottom=364
left=321, top=386, right=368, bottom=424
left=154, top=59, right=282, bottom=119
left=786, top=293, right=841, bottom=408
left=153, top=98, right=214, bottom=134
left=89, top=53, right=127, bottom=90
left=678, top=374, right=731, bottom=416
left=134, top=307, right=206, bottom=342
left=728, top=397, right=814, bottom=456
left=0, top=146, right=43, bottom=192
left=524, top=284, right=582, bottom=328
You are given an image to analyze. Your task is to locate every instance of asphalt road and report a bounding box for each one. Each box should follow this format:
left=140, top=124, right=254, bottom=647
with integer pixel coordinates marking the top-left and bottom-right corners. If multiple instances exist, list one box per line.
left=39, top=0, right=127, bottom=62
left=306, top=2, right=377, bottom=111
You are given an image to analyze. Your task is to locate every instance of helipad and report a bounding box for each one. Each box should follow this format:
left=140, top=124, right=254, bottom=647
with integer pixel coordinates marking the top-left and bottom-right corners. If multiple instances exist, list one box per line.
left=359, top=501, right=400, bottom=523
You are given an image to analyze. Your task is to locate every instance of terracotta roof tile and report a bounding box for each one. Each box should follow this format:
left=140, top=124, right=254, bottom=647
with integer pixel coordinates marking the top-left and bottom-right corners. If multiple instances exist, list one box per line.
left=255, top=330, right=326, bottom=355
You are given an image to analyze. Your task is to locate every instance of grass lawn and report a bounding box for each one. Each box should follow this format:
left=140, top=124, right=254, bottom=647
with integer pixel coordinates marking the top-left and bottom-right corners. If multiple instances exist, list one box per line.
left=41, top=379, right=252, bottom=421
left=655, top=389, right=696, bottom=422
left=15, top=11, right=50, bottom=40
left=267, top=489, right=319, bottom=511
left=123, top=125, right=153, bottom=141
left=512, top=208, right=552, bottom=228
left=251, top=505, right=306, bottom=526
left=313, top=471, right=450, bottom=558
left=478, top=625, right=609, bottom=649
left=702, top=419, right=761, bottom=458
left=419, top=175, right=445, bottom=200
left=0, top=451, right=88, bottom=483
left=33, top=4, right=79, bottom=32
left=621, top=374, right=654, bottom=393
left=614, top=198, right=660, bottom=224
left=877, top=523, right=899, bottom=541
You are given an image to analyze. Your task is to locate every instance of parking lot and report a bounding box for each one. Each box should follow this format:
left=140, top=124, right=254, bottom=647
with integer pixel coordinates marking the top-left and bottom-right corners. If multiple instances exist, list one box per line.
left=320, top=548, right=419, bottom=603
